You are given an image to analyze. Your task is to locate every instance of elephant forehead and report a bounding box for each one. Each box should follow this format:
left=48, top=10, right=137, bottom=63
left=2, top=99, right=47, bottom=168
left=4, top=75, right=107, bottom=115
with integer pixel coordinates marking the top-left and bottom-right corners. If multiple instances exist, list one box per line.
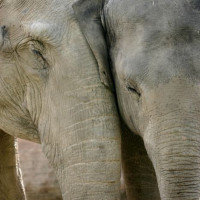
left=105, top=0, right=200, bottom=32
left=0, top=0, right=72, bottom=47
left=107, top=0, right=200, bottom=88
left=113, top=40, right=200, bottom=89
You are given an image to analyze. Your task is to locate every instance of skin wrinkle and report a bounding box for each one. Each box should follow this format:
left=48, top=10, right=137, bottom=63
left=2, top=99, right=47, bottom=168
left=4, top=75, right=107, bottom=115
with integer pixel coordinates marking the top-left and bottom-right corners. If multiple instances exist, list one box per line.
left=0, top=54, right=40, bottom=140
left=23, top=21, right=63, bottom=46
left=0, top=26, right=6, bottom=49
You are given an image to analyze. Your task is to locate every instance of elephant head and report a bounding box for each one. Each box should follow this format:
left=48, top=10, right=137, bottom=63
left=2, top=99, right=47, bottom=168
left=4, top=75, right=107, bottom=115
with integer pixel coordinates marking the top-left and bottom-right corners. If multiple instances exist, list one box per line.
left=0, top=0, right=121, bottom=199
left=73, top=0, right=200, bottom=199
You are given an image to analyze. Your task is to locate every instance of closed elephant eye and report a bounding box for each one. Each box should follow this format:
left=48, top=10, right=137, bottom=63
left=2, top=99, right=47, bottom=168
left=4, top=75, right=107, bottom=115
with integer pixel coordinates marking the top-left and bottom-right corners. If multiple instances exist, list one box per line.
left=126, top=84, right=141, bottom=97
left=32, top=49, right=48, bottom=70
left=26, top=39, right=49, bottom=71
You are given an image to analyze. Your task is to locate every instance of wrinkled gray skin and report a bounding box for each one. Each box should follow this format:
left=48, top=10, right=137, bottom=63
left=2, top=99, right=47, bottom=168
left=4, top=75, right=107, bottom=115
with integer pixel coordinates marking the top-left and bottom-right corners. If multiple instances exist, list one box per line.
left=74, top=0, right=200, bottom=200
left=0, top=0, right=121, bottom=200
left=2, top=0, right=200, bottom=200
left=107, top=1, right=200, bottom=199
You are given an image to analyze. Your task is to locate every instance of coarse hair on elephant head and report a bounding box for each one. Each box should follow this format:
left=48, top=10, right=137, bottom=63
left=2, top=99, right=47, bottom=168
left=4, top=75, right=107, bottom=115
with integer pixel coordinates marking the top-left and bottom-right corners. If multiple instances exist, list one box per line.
left=73, top=0, right=200, bottom=200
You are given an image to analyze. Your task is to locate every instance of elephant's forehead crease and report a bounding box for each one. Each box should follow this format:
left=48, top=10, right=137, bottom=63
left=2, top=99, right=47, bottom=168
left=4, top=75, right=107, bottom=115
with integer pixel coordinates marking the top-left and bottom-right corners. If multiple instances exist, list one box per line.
left=23, top=21, right=61, bottom=45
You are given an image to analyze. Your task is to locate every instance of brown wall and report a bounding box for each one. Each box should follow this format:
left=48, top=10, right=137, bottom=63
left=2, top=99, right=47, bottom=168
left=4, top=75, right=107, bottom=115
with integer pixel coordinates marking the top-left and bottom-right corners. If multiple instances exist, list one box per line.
left=18, top=139, right=62, bottom=200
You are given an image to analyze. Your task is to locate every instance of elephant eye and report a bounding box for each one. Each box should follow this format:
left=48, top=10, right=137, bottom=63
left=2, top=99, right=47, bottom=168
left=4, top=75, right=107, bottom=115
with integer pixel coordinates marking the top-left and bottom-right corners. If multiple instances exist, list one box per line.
left=32, top=49, right=48, bottom=70
left=126, top=83, right=141, bottom=97
left=127, top=86, right=141, bottom=96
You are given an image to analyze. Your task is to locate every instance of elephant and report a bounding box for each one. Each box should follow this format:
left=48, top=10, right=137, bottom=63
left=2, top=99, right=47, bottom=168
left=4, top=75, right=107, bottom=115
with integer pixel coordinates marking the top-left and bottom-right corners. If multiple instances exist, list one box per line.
left=0, top=0, right=121, bottom=200
left=1, top=0, right=200, bottom=200
left=73, top=0, right=200, bottom=200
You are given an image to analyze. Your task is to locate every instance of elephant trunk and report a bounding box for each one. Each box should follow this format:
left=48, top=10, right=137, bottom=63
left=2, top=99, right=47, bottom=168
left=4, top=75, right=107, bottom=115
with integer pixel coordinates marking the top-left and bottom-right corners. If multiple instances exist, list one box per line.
left=144, top=113, right=200, bottom=200
left=41, top=83, right=122, bottom=200
left=60, top=96, right=121, bottom=200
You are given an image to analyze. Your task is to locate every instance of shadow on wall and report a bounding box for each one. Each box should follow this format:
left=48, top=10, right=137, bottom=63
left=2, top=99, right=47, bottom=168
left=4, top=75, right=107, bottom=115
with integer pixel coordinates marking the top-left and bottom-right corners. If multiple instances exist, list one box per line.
left=18, top=139, right=127, bottom=200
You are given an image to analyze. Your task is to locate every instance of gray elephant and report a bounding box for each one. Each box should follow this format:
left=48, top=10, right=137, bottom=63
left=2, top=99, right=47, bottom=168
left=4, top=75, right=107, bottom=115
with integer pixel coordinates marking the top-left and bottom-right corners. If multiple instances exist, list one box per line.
left=73, top=0, right=200, bottom=200
left=0, top=0, right=121, bottom=199
left=1, top=0, right=200, bottom=200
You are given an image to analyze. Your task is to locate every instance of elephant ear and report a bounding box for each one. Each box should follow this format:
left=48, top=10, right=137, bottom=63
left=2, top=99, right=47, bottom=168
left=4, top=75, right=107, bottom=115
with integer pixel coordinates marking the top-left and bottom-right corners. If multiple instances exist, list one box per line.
left=72, top=0, right=114, bottom=91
